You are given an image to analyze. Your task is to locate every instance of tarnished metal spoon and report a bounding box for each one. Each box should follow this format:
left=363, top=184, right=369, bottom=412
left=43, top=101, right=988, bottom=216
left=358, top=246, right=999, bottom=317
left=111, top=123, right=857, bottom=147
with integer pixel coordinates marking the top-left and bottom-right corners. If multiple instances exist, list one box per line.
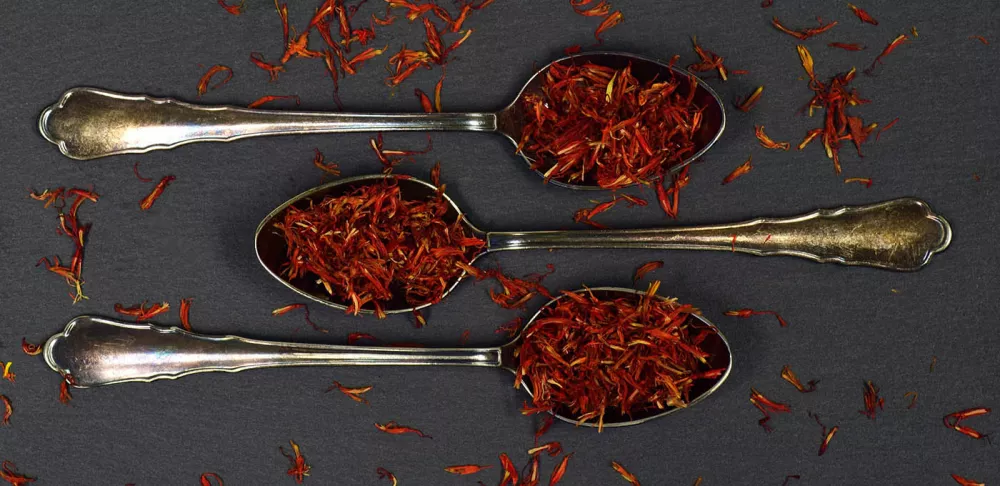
left=255, top=174, right=952, bottom=315
left=43, top=287, right=732, bottom=428
left=37, top=52, right=725, bottom=190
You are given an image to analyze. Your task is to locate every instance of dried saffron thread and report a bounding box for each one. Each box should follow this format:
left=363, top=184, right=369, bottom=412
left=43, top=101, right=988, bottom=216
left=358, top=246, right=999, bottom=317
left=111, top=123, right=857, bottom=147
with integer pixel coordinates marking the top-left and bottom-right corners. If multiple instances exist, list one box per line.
left=516, top=282, right=724, bottom=431
left=114, top=301, right=170, bottom=321
left=518, top=61, right=706, bottom=189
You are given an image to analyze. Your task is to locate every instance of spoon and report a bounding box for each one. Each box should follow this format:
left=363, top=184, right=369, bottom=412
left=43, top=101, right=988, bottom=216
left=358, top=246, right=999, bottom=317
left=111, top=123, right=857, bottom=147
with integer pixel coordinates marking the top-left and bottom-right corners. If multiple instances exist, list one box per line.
left=37, top=52, right=725, bottom=190
left=43, top=287, right=732, bottom=428
left=255, top=174, right=952, bottom=315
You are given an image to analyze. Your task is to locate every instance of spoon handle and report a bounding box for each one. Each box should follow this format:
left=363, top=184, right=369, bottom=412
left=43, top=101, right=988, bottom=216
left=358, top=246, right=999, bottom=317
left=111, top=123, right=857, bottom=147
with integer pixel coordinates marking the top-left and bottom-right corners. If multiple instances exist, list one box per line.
left=38, top=87, right=496, bottom=160
left=44, top=316, right=501, bottom=387
left=488, top=198, right=952, bottom=271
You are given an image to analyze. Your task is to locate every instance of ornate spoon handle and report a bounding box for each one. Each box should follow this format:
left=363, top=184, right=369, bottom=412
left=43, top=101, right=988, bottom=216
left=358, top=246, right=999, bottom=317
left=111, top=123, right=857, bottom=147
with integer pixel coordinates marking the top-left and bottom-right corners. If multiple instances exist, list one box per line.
left=488, top=198, right=952, bottom=271
left=45, top=316, right=501, bottom=387
left=38, top=87, right=495, bottom=160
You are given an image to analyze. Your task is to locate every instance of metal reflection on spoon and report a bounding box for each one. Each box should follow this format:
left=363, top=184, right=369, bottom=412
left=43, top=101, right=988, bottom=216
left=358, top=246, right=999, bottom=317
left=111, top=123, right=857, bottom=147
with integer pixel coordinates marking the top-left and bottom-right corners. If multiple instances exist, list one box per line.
left=255, top=174, right=952, bottom=315
left=37, top=52, right=726, bottom=190
left=42, top=287, right=732, bottom=428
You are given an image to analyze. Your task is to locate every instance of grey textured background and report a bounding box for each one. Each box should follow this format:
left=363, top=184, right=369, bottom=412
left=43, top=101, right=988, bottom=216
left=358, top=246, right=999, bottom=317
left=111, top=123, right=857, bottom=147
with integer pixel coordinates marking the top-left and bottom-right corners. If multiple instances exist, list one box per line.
left=2, top=1, right=998, bottom=484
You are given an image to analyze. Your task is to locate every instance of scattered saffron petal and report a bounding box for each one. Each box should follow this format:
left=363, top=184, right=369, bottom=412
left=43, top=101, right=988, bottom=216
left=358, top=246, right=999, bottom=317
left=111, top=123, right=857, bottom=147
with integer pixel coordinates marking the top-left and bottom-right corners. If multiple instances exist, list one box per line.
left=197, top=65, right=234, bottom=96
left=876, top=117, right=899, bottom=141
left=782, top=476, right=801, bottom=486
left=114, top=301, right=171, bottom=321
left=564, top=45, right=582, bottom=55
left=594, top=11, right=624, bottom=44
left=771, top=16, right=838, bottom=41
left=248, top=95, right=301, bottom=109
left=280, top=440, right=311, bottom=484
left=828, top=42, right=865, bottom=51
left=21, top=339, right=43, bottom=356
left=865, top=34, right=907, bottom=76
left=1, top=363, right=13, bottom=384
left=0, top=395, right=11, bottom=426
left=376, top=467, right=397, bottom=486
left=725, top=308, right=788, bottom=327
left=951, top=474, right=985, bottom=486
left=499, top=453, right=519, bottom=485
left=722, top=155, right=753, bottom=185
left=904, top=391, right=918, bottom=409
left=734, top=86, right=764, bottom=112
left=550, top=453, right=573, bottom=485
left=844, top=177, right=872, bottom=188
left=177, top=298, right=194, bottom=332
left=217, top=0, right=246, bottom=16
left=312, top=149, right=341, bottom=177
left=133, top=162, right=154, bottom=182
left=200, top=472, right=224, bottom=486
left=780, top=365, right=818, bottom=392
left=755, top=125, right=790, bottom=150
left=59, top=375, right=76, bottom=405
left=750, top=388, right=791, bottom=432
left=444, top=465, right=492, bottom=475
left=969, top=35, right=989, bottom=45
left=326, top=381, right=373, bottom=405
left=611, top=461, right=640, bottom=486
left=0, top=461, right=35, bottom=486
left=374, top=421, right=432, bottom=438
left=847, top=3, right=878, bottom=25
left=859, top=380, right=885, bottom=419
left=632, top=260, right=664, bottom=284
left=139, top=176, right=176, bottom=211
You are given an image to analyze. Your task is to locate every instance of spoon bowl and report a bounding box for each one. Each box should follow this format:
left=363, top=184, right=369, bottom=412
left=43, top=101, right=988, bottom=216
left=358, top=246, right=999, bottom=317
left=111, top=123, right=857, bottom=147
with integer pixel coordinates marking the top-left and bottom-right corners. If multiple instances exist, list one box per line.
left=256, top=174, right=952, bottom=315
left=43, top=287, right=732, bottom=428
left=39, top=52, right=726, bottom=189
left=493, top=52, right=726, bottom=189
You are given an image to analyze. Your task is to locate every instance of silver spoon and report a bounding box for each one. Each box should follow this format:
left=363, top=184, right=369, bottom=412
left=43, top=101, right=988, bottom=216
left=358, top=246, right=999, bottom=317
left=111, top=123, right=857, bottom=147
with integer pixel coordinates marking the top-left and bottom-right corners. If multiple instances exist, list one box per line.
left=37, top=52, right=725, bottom=190
left=43, top=287, right=733, bottom=428
left=255, top=174, right=952, bottom=315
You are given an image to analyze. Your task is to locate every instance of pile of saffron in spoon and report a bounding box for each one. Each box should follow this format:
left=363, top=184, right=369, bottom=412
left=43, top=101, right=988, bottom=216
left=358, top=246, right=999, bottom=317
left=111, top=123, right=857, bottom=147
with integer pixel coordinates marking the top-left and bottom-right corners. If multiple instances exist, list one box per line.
left=517, top=61, right=706, bottom=189
left=516, top=281, right=726, bottom=430
left=274, top=176, right=484, bottom=318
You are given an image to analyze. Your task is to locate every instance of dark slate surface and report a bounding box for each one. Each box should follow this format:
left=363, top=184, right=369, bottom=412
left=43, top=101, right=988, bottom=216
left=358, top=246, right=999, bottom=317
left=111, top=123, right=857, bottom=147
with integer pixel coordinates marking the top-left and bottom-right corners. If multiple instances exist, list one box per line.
left=1, top=1, right=997, bottom=484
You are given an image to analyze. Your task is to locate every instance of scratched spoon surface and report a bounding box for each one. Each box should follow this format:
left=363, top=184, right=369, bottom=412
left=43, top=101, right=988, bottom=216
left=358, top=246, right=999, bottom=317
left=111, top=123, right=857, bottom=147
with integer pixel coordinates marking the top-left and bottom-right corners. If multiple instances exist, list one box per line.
left=43, top=287, right=732, bottom=428
left=37, top=52, right=725, bottom=190
left=255, top=174, right=952, bottom=315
